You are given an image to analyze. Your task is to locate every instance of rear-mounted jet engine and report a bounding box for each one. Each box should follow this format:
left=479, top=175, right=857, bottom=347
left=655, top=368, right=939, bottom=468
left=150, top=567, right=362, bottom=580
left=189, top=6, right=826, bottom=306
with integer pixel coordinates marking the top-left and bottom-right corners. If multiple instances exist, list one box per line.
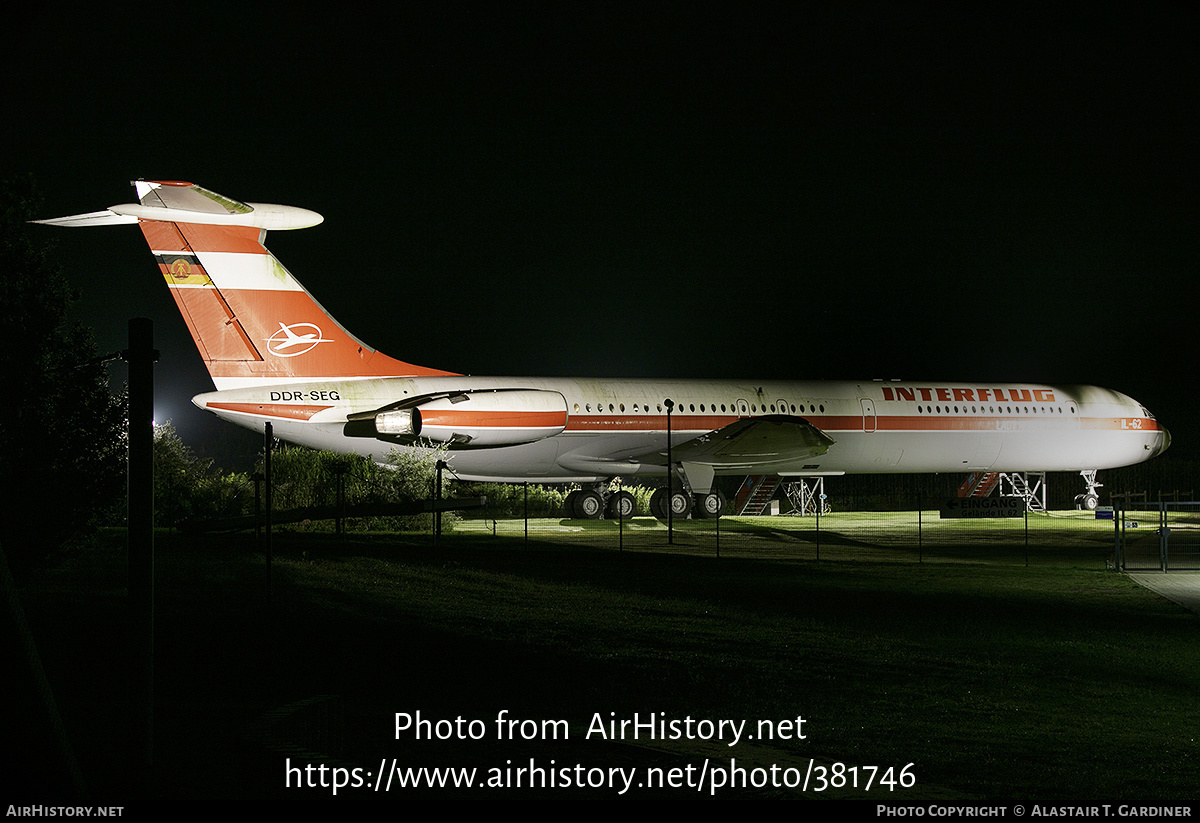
left=346, top=389, right=568, bottom=448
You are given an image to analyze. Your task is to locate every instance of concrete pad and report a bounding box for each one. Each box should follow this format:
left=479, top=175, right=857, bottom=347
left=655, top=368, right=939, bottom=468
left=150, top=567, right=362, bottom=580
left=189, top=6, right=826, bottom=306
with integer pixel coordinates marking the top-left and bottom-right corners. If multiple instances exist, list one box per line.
left=1127, top=571, right=1200, bottom=615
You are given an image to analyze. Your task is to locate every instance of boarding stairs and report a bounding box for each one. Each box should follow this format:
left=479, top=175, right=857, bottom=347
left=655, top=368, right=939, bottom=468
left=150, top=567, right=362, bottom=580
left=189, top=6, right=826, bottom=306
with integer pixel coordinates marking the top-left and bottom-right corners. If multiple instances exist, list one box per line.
left=958, top=472, right=1001, bottom=499
left=999, top=472, right=1047, bottom=512
left=958, top=471, right=1046, bottom=511
left=736, top=475, right=782, bottom=515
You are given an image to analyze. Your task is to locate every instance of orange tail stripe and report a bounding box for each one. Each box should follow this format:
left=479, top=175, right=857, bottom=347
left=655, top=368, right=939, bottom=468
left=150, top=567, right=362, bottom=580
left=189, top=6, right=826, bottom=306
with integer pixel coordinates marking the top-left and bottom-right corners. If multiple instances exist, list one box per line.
left=139, top=220, right=267, bottom=255
left=205, top=402, right=332, bottom=421
left=420, top=410, right=569, bottom=428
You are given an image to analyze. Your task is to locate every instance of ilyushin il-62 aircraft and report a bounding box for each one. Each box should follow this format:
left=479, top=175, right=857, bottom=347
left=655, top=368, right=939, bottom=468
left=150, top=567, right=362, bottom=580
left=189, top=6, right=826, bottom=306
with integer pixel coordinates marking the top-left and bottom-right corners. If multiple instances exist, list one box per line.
left=39, top=181, right=1170, bottom=518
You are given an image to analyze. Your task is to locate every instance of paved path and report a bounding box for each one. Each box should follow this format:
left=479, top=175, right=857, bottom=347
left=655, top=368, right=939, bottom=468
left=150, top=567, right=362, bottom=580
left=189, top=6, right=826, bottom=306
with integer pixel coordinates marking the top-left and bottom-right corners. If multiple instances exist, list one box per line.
left=1128, top=572, right=1200, bottom=615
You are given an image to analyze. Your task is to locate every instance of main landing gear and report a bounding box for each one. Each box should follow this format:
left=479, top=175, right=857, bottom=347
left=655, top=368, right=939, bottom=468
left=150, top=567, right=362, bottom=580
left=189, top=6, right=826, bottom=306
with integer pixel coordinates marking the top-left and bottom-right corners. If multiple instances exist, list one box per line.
left=634, top=487, right=727, bottom=520
left=565, top=486, right=637, bottom=520
left=563, top=485, right=727, bottom=520
left=563, top=488, right=606, bottom=519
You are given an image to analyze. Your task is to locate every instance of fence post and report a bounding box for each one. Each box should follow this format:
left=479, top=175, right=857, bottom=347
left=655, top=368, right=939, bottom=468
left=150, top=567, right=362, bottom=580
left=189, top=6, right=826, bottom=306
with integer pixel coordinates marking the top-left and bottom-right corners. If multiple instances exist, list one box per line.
left=617, top=480, right=624, bottom=553
left=1112, top=499, right=1120, bottom=570
left=666, top=399, right=674, bottom=545
left=815, top=499, right=821, bottom=561
left=917, top=484, right=923, bottom=564
left=1160, top=501, right=1167, bottom=571
left=264, top=422, right=273, bottom=587
left=125, top=317, right=156, bottom=783
left=715, top=505, right=720, bottom=558
left=1024, top=505, right=1029, bottom=567
left=434, top=460, right=447, bottom=545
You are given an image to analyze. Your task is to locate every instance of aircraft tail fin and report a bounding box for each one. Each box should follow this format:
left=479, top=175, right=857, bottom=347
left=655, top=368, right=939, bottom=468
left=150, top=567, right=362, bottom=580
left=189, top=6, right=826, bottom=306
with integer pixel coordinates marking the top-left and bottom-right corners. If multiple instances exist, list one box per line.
left=38, top=180, right=456, bottom=389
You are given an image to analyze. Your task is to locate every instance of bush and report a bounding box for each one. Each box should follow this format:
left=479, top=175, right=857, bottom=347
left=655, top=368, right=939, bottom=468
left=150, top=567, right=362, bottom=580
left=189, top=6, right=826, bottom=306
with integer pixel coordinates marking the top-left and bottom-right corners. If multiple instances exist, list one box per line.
left=260, top=444, right=454, bottom=532
left=154, top=422, right=254, bottom=529
left=460, top=482, right=567, bottom=518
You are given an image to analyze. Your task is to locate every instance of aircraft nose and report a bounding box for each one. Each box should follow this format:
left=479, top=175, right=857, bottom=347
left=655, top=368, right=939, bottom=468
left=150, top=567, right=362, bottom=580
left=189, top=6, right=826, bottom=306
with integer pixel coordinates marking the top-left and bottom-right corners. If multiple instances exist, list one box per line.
left=1153, top=426, right=1172, bottom=457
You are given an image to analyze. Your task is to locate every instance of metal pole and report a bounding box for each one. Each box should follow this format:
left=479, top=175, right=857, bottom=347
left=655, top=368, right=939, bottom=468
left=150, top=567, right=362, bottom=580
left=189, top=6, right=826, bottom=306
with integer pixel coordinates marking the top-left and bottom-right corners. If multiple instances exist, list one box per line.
left=264, top=422, right=273, bottom=590
left=815, top=494, right=821, bottom=561
left=252, top=472, right=263, bottom=541
left=1024, top=505, right=1029, bottom=567
left=917, top=485, right=923, bottom=564
left=125, top=317, right=157, bottom=782
left=1112, top=499, right=1120, bottom=571
left=1113, top=503, right=1123, bottom=573
left=665, top=399, right=674, bottom=545
left=435, top=460, right=446, bottom=544
left=335, top=464, right=345, bottom=538
left=618, top=480, right=624, bottom=553
left=1161, top=502, right=1167, bottom=571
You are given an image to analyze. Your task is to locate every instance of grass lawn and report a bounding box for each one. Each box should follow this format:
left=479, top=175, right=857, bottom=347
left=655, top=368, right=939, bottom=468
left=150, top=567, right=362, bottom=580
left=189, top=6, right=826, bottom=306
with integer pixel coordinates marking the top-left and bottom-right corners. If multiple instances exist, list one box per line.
left=10, top=514, right=1199, bottom=801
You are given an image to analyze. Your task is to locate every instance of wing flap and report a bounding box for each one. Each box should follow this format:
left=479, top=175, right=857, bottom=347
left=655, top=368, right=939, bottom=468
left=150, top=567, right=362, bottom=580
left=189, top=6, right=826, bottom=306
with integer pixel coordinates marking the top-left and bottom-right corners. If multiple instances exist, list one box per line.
left=642, top=415, right=836, bottom=471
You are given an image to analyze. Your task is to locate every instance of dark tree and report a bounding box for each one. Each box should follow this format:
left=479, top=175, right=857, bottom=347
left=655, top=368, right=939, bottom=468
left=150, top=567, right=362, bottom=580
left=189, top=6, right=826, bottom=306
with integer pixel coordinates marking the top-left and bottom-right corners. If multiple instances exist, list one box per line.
left=0, top=176, right=126, bottom=576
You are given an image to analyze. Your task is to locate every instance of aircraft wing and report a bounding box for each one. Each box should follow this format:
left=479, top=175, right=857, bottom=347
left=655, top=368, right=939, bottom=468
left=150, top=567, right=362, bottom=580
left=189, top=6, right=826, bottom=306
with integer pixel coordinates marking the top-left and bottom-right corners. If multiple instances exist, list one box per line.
left=638, top=415, right=836, bottom=472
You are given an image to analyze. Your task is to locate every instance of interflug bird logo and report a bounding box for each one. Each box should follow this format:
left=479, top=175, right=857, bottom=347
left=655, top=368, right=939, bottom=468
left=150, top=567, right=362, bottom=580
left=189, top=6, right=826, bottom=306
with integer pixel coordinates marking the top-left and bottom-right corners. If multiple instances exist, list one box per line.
left=266, top=322, right=335, bottom=358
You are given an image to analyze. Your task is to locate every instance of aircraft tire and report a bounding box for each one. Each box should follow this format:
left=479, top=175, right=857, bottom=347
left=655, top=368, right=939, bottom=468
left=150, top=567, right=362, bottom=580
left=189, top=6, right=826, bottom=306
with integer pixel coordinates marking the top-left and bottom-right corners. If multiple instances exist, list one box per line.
left=652, top=489, right=700, bottom=523
left=573, top=490, right=605, bottom=519
left=649, top=488, right=669, bottom=520
left=563, top=490, right=581, bottom=517
left=649, top=488, right=693, bottom=520
left=606, top=490, right=636, bottom=520
left=1081, top=493, right=1099, bottom=511
left=693, top=490, right=725, bottom=519
left=669, top=489, right=693, bottom=518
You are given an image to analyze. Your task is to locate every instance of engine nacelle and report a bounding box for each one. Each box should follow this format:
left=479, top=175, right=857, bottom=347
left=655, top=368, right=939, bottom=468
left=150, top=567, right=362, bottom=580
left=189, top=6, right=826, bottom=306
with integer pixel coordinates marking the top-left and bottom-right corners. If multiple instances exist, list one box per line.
left=358, top=389, right=569, bottom=447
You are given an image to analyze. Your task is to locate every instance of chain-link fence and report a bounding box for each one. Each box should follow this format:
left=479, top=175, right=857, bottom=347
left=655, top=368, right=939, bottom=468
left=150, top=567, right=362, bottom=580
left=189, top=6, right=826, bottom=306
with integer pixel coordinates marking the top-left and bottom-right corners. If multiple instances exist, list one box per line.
left=1116, top=501, right=1200, bottom=571
left=454, top=502, right=1120, bottom=566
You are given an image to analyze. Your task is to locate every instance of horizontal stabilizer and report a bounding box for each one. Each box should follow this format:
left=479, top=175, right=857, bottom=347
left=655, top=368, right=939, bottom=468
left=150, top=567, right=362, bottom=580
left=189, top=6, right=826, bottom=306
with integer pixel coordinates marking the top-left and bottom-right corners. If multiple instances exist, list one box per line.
left=31, top=210, right=139, bottom=227
left=34, top=180, right=323, bottom=231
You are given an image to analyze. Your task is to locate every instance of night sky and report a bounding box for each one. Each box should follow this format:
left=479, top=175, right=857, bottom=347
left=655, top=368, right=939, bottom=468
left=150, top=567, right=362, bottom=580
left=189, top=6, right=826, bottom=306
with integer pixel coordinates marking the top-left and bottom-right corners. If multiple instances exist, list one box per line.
left=6, top=5, right=1198, bottom=464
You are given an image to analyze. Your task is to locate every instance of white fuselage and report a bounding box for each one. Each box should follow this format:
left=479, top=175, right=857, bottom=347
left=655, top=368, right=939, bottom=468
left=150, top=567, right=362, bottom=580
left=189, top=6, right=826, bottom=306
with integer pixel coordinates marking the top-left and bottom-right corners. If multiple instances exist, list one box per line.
left=39, top=182, right=1170, bottom=487
left=194, top=377, right=1169, bottom=482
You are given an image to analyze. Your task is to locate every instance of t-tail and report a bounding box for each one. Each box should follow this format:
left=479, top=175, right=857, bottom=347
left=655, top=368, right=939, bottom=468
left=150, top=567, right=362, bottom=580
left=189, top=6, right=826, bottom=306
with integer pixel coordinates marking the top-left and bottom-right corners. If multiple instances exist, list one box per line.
left=35, top=180, right=456, bottom=389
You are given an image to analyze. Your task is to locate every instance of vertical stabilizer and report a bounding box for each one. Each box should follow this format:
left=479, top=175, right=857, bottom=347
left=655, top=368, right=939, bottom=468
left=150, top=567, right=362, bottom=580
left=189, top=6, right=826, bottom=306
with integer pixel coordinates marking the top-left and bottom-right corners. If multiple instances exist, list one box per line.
left=39, top=181, right=456, bottom=389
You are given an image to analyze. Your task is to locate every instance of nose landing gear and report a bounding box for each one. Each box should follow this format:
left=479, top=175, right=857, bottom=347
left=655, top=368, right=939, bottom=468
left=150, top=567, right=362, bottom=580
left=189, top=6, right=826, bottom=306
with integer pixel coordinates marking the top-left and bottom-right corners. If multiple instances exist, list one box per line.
left=1075, top=469, right=1103, bottom=510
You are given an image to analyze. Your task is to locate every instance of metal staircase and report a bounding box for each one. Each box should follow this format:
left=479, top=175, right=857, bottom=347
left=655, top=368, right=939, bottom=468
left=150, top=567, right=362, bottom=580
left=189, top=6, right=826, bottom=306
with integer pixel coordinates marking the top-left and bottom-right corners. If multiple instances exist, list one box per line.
left=958, top=472, right=1001, bottom=498
left=736, top=475, right=782, bottom=515
left=958, top=471, right=1046, bottom=511
left=999, top=472, right=1046, bottom=512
